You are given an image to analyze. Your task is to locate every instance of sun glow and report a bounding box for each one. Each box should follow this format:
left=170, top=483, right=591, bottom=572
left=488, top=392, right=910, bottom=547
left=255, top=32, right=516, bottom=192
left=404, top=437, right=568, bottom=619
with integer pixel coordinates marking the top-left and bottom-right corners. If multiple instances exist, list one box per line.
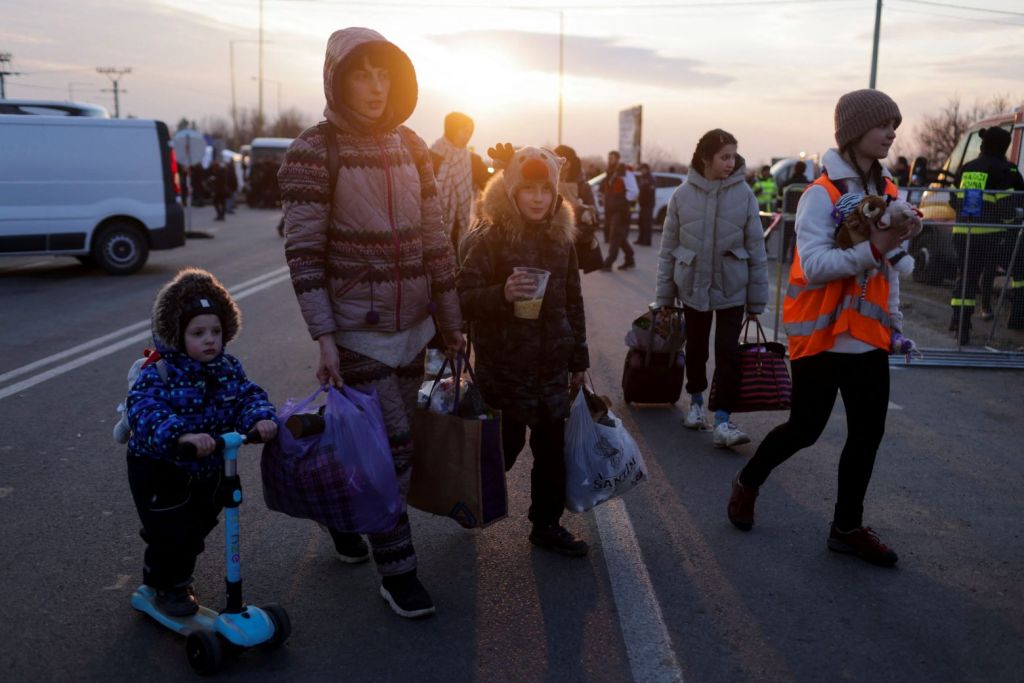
left=416, top=40, right=560, bottom=115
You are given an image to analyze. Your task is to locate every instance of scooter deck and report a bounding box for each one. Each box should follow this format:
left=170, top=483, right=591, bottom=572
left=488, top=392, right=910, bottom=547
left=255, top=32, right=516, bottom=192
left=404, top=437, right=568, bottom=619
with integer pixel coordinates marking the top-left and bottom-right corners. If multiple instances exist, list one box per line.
left=131, top=585, right=276, bottom=647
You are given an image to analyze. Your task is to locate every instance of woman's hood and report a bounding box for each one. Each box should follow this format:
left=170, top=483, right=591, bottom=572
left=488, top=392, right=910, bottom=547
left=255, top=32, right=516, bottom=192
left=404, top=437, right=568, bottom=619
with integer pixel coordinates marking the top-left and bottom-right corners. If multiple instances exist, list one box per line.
left=322, top=27, right=418, bottom=134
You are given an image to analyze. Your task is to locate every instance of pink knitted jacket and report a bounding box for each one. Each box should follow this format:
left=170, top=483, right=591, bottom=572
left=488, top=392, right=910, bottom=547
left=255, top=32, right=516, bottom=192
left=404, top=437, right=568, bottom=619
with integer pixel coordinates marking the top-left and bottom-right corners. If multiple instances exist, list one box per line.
left=279, top=27, right=461, bottom=340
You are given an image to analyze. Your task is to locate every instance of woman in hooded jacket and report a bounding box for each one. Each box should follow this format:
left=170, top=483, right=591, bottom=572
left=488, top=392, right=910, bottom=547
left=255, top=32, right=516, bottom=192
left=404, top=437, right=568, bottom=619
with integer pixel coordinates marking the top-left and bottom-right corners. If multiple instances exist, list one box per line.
left=278, top=27, right=465, bottom=619
left=655, top=129, right=769, bottom=449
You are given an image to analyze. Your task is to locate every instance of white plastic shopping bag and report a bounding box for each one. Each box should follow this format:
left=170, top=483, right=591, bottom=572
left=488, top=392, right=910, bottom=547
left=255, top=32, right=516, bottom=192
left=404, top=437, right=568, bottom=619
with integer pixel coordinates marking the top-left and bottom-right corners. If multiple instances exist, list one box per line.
left=564, top=388, right=648, bottom=513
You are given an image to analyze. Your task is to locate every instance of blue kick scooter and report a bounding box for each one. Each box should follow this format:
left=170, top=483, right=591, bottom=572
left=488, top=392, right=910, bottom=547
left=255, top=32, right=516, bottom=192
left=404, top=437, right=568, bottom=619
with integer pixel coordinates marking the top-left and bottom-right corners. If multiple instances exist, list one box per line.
left=131, top=431, right=290, bottom=675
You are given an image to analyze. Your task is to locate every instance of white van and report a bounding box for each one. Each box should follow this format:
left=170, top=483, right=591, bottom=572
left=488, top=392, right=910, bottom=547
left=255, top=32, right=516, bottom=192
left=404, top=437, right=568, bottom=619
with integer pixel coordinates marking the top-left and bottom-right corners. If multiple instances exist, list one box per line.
left=0, top=115, right=184, bottom=274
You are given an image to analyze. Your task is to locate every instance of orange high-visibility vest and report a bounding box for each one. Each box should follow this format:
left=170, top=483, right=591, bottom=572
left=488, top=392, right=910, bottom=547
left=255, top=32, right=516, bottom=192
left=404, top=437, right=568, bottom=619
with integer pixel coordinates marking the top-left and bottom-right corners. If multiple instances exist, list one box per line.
left=783, top=174, right=899, bottom=360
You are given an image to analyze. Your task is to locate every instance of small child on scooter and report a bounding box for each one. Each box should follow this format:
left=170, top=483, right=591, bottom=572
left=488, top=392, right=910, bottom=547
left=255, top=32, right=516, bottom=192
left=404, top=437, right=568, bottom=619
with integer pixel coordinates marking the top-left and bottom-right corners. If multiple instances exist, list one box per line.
left=125, top=268, right=277, bottom=617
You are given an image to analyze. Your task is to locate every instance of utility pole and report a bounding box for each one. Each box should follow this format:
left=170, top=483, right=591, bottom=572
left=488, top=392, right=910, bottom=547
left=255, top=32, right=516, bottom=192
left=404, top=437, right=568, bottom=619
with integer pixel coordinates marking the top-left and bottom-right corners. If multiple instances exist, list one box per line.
left=258, top=0, right=265, bottom=134
left=0, top=52, right=23, bottom=98
left=557, top=11, right=564, bottom=146
left=869, top=0, right=882, bottom=88
left=96, top=67, right=132, bottom=117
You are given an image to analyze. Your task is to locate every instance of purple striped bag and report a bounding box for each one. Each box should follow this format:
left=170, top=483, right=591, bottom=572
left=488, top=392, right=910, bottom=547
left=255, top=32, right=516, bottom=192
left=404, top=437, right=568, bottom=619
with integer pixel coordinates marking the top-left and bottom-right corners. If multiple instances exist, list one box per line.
left=709, top=319, right=792, bottom=413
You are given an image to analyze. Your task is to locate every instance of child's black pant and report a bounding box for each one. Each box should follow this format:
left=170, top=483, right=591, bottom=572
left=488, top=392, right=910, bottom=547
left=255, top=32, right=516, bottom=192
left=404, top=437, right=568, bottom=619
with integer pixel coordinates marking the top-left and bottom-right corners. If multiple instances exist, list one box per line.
left=127, top=456, right=223, bottom=590
left=502, top=416, right=566, bottom=526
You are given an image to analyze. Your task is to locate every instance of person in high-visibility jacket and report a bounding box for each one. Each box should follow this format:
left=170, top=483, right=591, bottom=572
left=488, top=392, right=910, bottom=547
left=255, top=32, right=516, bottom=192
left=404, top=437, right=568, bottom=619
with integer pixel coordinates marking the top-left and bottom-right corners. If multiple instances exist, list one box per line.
left=727, top=89, right=920, bottom=568
left=948, top=126, right=1024, bottom=344
left=752, top=165, right=779, bottom=213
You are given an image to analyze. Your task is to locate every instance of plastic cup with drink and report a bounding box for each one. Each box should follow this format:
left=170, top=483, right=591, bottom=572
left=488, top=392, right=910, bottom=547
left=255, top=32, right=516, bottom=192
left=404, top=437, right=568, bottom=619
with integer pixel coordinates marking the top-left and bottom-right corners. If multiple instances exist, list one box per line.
left=512, top=267, right=550, bottom=319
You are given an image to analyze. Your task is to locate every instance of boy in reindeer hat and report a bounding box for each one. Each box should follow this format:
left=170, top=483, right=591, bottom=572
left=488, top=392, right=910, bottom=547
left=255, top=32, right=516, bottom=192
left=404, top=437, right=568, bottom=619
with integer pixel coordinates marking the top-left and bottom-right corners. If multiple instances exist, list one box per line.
left=457, top=144, right=591, bottom=556
left=125, top=268, right=277, bottom=616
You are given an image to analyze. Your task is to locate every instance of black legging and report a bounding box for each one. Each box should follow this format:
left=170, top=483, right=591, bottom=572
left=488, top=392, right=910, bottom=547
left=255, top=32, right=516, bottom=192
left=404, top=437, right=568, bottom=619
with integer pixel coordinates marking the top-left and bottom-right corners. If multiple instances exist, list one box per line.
left=739, top=349, right=889, bottom=530
left=682, top=305, right=745, bottom=411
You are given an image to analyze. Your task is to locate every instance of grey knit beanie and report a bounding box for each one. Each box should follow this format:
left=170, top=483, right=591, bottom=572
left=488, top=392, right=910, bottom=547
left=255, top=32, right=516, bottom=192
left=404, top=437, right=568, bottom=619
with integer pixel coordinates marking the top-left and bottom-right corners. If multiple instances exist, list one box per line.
left=834, top=89, right=902, bottom=148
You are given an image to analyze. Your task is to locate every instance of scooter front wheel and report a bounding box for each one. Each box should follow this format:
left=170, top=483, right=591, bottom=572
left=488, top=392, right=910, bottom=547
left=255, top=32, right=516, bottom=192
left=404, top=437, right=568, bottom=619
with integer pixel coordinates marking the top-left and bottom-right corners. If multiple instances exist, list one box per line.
left=261, top=603, right=292, bottom=649
left=186, top=629, right=224, bottom=675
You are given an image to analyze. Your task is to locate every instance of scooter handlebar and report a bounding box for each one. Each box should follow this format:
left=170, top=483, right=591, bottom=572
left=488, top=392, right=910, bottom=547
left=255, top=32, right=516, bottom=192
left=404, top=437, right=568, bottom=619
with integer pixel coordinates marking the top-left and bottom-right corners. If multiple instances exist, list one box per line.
left=174, top=429, right=262, bottom=458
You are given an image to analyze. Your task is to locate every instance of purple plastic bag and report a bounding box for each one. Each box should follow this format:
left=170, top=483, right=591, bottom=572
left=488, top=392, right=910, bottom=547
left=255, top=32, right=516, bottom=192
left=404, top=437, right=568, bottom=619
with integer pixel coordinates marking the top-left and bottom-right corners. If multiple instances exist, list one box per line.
left=261, top=385, right=401, bottom=533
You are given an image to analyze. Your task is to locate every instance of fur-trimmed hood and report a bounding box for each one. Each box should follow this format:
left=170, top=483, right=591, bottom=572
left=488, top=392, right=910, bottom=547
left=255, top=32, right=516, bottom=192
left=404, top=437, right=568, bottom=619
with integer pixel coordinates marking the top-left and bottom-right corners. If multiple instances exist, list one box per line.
left=471, top=170, right=576, bottom=244
left=152, top=268, right=241, bottom=351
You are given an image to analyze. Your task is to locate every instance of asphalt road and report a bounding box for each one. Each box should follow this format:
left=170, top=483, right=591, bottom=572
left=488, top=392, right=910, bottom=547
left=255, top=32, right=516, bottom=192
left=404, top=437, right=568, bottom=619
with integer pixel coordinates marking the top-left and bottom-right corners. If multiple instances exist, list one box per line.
left=1, top=206, right=1021, bottom=682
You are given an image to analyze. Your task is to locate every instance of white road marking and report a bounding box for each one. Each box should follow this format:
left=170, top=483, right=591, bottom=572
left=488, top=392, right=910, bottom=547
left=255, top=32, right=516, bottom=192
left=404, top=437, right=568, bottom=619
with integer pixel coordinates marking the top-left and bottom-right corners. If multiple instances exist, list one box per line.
left=0, top=270, right=291, bottom=401
left=888, top=401, right=903, bottom=410
left=0, top=265, right=289, bottom=386
left=595, top=498, right=684, bottom=683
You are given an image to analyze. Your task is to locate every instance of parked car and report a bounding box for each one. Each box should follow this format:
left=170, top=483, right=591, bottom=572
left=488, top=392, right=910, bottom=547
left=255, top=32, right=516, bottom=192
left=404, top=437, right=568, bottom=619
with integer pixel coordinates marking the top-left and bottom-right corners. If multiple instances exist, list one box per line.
left=910, top=104, right=1023, bottom=285
left=587, top=171, right=686, bottom=228
left=0, top=98, right=109, bottom=118
left=0, top=115, right=184, bottom=274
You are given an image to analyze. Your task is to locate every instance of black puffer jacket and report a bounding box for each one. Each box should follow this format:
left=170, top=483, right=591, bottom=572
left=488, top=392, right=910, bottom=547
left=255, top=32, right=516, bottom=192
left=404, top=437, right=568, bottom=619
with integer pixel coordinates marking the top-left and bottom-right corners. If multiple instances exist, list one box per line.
left=457, top=175, right=589, bottom=425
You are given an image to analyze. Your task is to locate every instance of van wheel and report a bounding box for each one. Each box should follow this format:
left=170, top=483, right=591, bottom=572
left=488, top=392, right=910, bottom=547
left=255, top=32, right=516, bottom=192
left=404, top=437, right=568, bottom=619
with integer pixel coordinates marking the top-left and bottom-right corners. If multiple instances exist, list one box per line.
left=93, top=222, right=149, bottom=275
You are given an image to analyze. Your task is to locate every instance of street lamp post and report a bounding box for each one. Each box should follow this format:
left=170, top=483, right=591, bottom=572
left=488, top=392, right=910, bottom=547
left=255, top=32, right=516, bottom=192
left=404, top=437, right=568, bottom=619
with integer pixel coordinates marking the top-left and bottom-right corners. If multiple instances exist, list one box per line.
left=252, top=77, right=281, bottom=121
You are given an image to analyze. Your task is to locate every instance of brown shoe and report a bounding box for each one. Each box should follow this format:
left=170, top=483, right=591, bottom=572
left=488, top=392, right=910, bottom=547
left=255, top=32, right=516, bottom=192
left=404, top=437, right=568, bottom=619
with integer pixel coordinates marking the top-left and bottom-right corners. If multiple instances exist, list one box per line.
left=827, top=525, right=899, bottom=567
left=727, top=475, right=758, bottom=531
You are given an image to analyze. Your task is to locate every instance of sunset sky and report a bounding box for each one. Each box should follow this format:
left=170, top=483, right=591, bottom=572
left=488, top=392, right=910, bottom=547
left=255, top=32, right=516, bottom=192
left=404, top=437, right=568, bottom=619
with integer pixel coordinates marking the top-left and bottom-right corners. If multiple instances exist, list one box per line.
left=4, top=0, right=1023, bottom=166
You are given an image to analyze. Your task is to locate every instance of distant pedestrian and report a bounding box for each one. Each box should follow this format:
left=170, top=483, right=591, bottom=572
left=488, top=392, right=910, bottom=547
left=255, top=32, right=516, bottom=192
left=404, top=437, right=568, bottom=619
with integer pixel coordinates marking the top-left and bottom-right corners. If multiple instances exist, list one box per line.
left=431, top=111, right=475, bottom=251
left=752, top=164, right=778, bottom=213
left=457, top=143, right=590, bottom=557
left=783, top=160, right=809, bottom=189
left=910, top=156, right=929, bottom=186
left=635, top=162, right=656, bottom=246
left=553, top=144, right=598, bottom=232
left=599, top=150, right=638, bottom=270
left=225, top=157, right=239, bottom=214
left=125, top=268, right=277, bottom=617
left=206, top=158, right=228, bottom=221
left=728, top=89, right=915, bottom=567
left=278, top=27, right=465, bottom=619
left=655, top=128, right=768, bottom=449
left=892, top=155, right=910, bottom=187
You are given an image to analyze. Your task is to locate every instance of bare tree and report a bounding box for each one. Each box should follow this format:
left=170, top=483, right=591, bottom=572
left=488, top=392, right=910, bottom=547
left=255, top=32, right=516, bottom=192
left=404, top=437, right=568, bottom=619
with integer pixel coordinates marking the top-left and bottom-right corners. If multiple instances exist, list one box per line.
left=642, top=143, right=685, bottom=172
left=269, top=108, right=313, bottom=138
left=914, top=93, right=1018, bottom=167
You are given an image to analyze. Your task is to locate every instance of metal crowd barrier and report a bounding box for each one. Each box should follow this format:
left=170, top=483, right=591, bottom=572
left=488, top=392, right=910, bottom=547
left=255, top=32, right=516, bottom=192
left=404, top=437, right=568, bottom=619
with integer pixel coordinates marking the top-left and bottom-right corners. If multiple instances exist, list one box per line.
left=761, top=186, right=1024, bottom=370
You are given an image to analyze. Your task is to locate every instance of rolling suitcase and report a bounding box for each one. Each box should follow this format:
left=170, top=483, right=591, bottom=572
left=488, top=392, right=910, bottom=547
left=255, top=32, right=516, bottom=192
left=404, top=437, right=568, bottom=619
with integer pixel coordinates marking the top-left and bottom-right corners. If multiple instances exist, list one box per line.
left=621, top=305, right=685, bottom=405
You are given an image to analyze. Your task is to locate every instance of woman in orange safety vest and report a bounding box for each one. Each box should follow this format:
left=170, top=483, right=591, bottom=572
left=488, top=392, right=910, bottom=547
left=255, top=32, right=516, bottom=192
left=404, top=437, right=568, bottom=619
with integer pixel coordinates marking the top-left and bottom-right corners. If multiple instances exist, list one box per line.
left=726, top=89, right=920, bottom=567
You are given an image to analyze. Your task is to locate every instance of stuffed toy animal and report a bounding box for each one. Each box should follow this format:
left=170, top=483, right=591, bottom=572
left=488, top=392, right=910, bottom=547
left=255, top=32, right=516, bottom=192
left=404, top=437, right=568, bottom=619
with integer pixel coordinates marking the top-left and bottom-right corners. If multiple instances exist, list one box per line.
left=834, top=194, right=889, bottom=249
left=834, top=195, right=923, bottom=276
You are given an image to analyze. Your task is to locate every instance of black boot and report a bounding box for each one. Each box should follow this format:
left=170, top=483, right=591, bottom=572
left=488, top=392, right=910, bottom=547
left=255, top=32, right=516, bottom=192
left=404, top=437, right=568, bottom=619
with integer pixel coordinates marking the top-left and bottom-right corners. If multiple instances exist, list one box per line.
left=155, top=583, right=199, bottom=617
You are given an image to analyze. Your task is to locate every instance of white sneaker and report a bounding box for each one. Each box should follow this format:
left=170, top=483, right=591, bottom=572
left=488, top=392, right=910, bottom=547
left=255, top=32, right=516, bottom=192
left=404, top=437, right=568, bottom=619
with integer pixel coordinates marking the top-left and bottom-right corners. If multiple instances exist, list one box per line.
left=713, top=422, right=751, bottom=448
left=683, top=403, right=706, bottom=430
